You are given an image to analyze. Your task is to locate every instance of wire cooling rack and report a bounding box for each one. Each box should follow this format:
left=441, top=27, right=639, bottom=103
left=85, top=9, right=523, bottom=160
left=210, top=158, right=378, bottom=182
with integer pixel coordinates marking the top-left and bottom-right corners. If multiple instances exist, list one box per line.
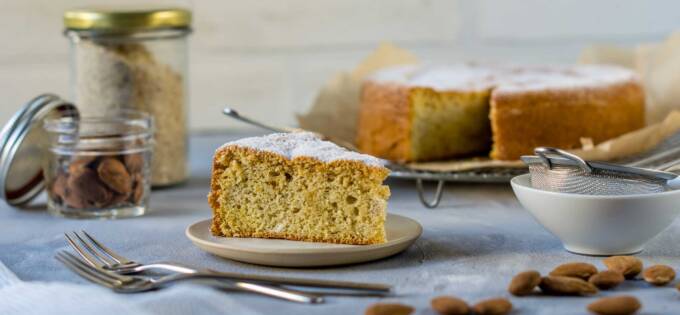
left=386, top=163, right=527, bottom=208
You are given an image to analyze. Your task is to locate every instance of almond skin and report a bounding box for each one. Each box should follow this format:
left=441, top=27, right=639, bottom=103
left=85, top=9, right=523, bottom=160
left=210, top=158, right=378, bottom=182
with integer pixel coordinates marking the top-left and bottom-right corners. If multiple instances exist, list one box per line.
left=603, top=256, right=643, bottom=279
left=587, top=295, right=641, bottom=315
left=50, top=173, right=68, bottom=201
left=471, top=298, right=512, bottom=315
left=508, top=270, right=541, bottom=296
left=124, top=153, right=144, bottom=173
left=364, top=303, right=414, bottom=315
left=67, top=155, right=97, bottom=174
left=642, top=264, right=675, bottom=286
left=131, top=174, right=145, bottom=204
left=539, top=276, right=598, bottom=296
left=97, top=158, right=132, bottom=194
left=550, top=262, right=598, bottom=280
left=589, top=270, right=625, bottom=290
left=431, top=296, right=469, bottom=315
left=67, top=167, right=111, bottom=208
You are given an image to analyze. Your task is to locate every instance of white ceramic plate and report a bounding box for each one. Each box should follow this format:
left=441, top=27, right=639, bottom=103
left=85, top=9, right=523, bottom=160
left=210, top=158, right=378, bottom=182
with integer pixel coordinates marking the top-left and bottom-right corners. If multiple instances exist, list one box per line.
left=185, top=214, right=422, bottom=267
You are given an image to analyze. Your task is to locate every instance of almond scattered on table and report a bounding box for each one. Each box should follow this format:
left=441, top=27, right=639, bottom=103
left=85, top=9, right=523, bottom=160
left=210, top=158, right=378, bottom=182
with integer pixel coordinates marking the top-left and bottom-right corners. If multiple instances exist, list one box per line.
left=364, top=303, right=414, bottom=315
left=642, top=264, right=675, bottom=286
left=550, top=262, right=598, bottom=280
left=588, top=270, right=625, bottom=290
left=587, top=295, right=641, bottom=315
left=431, top=296, right=469, bottom=315
left=508, top=270, right=541, bottom=296
left=539, top=276, right=598, bottom=296
left=603, top=256, right=643, bottom=279
left=471, top=298, right=512, bottom=315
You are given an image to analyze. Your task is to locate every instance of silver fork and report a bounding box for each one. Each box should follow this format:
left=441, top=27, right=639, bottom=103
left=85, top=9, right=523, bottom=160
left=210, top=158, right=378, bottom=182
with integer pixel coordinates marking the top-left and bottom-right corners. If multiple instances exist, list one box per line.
left=66, top=230, right=391, bottom=294
left=55, top=251, right=322, bottom=303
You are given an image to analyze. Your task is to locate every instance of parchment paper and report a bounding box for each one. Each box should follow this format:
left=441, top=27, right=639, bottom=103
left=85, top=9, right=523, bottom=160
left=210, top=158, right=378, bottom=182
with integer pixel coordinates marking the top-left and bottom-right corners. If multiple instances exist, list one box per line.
left=296, top=43, right=418, bottom=146
left=298, top=38, right=680, bottom=172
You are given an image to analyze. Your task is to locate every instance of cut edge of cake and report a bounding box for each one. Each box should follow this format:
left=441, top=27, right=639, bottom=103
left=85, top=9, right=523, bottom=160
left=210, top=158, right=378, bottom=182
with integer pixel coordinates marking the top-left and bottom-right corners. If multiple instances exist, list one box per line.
left=208, top=132, right=391, bottom=245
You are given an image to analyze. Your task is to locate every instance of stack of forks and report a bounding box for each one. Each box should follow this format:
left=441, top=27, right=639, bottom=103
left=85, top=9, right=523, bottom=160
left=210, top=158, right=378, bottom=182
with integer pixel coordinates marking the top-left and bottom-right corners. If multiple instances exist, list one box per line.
left=57, top=231, right=392, bottom=304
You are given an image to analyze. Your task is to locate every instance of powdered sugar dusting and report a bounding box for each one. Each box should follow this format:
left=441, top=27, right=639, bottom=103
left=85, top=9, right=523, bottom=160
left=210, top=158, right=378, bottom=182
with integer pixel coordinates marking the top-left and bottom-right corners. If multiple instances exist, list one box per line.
left=369, top=63, right=637, bottom=93
left=370, top=64, right=498, bottom=91
left=220, top=132, right=385, bottom=168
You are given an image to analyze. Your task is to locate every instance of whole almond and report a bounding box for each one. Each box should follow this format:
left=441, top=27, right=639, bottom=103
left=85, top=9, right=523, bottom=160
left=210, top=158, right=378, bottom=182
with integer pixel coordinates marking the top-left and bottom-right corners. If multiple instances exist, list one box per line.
left=97, top=158, right=132, bottom=194
left=364, top=303, right=414, bottom=315
left=50, top=173, right=68, bottom=201
left=589, top=270, right=625, bottom=290
left=471, top=298, right=512, bottom=315
left=110, top=191, right=131, bottom=206
left=587, top=295, right=641, bottom=315
left=62, top=186, right=89, bottom=209
left=642, top=264, right=675, bottom=286
left=67, top=156, right=97, bottom=174
left=67, top=168, right=111, bottom=208
left=131, top=174, right=145, bottom=204
left=550, top=262, right=598, bottom=280
left=508, top=270, right=541, bottom=296
left=603, top=256, right=642, bottom=279
left=539, top=276, right=598, bottom=296
left=431, top=296, right=469, bottom=315
left=124, top=153, right=144, bottom=173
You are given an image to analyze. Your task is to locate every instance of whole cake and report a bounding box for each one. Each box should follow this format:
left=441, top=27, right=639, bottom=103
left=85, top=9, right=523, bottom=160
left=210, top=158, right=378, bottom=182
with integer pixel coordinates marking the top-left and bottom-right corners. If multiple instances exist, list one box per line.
left=356, top=64, right=645, bottom=161
left=208, top=132, right=390, bottom=245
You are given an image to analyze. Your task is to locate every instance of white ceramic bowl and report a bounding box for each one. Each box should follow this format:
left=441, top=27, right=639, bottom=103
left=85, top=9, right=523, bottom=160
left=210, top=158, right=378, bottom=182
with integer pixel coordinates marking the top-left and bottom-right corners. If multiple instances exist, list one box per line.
left=511, top=173, right=680, bottom=255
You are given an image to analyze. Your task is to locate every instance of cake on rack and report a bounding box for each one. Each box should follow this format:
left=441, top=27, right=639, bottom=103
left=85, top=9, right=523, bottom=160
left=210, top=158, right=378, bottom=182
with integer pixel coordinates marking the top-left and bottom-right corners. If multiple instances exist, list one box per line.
left=208, top=132, right=390, bottom=245
left=356, top=64, right=645, bottom=162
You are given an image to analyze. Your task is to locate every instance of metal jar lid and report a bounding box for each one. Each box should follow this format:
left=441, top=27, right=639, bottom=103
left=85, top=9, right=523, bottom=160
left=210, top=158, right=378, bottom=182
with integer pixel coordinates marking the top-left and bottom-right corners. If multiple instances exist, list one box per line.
left=64, top=7, right=192, bottom=31
left=0, top=94, right=78, bottom=206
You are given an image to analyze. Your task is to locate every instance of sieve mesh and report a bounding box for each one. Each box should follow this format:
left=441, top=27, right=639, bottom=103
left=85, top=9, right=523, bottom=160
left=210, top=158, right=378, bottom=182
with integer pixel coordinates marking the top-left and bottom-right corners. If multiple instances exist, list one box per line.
left=528, top=164, right=668, bottom=195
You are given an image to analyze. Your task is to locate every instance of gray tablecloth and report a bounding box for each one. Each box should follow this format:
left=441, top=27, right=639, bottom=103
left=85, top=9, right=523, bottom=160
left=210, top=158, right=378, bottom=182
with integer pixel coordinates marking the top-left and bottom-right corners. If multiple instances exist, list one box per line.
left=1, top=133, right=679, bottom=315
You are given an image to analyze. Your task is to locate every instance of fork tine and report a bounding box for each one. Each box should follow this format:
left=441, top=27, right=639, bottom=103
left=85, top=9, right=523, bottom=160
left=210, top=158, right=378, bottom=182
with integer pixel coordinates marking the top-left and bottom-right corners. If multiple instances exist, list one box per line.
left=81, top=230, right=131, bottom=264
left=56, top=252, right=117, bottom=289
left=72, top=231, right=118, bottom=266
left=64, top=232, right=106, bottom=268
left=58, top=251, right=135, bottom=283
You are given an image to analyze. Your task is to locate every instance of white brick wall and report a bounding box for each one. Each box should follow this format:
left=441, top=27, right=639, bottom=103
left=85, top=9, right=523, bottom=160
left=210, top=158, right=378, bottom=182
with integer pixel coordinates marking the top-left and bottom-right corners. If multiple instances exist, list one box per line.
left=0, top=0, right=678, bottom=131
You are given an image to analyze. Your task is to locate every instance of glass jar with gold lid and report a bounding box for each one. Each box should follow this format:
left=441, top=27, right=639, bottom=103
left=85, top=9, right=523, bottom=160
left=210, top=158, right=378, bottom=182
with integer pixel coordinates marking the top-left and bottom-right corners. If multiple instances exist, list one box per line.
left=64, top=7, right=191, bottom=187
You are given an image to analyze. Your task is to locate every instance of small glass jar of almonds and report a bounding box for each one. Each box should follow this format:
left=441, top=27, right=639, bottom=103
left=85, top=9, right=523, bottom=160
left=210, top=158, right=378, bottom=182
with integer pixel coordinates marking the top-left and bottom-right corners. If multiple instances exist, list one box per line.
left=43, top=110, right=153, bottom=218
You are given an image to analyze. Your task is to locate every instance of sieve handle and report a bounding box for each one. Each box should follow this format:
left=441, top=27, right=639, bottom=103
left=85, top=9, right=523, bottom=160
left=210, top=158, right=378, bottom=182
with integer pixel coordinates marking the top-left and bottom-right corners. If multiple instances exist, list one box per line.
left=534, top=147, right=593, bottom=173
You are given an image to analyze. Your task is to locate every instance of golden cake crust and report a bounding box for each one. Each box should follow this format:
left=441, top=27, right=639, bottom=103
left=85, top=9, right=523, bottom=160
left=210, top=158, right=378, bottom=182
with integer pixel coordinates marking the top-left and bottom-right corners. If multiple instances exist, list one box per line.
left=356, top=82, right=413, bottom=162
left=490, top=81, right=645, bottom=160
left=208, top=137, right=390, bottom=245
left=356, top=64, right=645, bottom=162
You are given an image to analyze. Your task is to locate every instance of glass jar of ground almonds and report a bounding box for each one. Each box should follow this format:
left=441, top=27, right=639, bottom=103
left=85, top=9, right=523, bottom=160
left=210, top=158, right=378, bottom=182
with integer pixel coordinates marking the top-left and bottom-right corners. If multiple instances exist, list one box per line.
left=64, top=7, right=191, bottom=187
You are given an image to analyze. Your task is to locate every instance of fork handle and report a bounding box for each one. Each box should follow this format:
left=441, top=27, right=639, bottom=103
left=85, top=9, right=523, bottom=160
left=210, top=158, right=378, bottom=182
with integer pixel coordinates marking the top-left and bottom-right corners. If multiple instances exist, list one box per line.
left=233, top=281, right=323, bottom=304
left=140, top=262, right=391, bottom=293
left=159, top=272, right=323, bottom=304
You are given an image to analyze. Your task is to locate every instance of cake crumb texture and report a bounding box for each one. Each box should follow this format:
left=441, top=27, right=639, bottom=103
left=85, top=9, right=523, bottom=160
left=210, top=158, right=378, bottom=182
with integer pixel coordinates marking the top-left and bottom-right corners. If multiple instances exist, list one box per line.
left=208, top=133, right=390, bottom=245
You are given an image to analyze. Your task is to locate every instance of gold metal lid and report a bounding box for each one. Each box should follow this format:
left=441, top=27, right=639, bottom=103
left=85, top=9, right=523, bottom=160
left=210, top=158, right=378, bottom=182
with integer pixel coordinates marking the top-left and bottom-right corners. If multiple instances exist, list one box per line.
left=64, top=7, right=191, bottom=31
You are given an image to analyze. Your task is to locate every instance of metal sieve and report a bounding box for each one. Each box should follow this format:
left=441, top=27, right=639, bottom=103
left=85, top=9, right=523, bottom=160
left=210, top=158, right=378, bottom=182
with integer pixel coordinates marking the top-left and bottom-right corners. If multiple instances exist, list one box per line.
left=521, top=147, right=679, bottom=195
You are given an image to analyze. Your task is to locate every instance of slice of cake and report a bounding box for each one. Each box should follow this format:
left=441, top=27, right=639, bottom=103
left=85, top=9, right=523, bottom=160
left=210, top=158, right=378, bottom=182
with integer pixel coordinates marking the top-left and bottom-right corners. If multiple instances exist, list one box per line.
left=208, top=132, right=390, bottom=245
